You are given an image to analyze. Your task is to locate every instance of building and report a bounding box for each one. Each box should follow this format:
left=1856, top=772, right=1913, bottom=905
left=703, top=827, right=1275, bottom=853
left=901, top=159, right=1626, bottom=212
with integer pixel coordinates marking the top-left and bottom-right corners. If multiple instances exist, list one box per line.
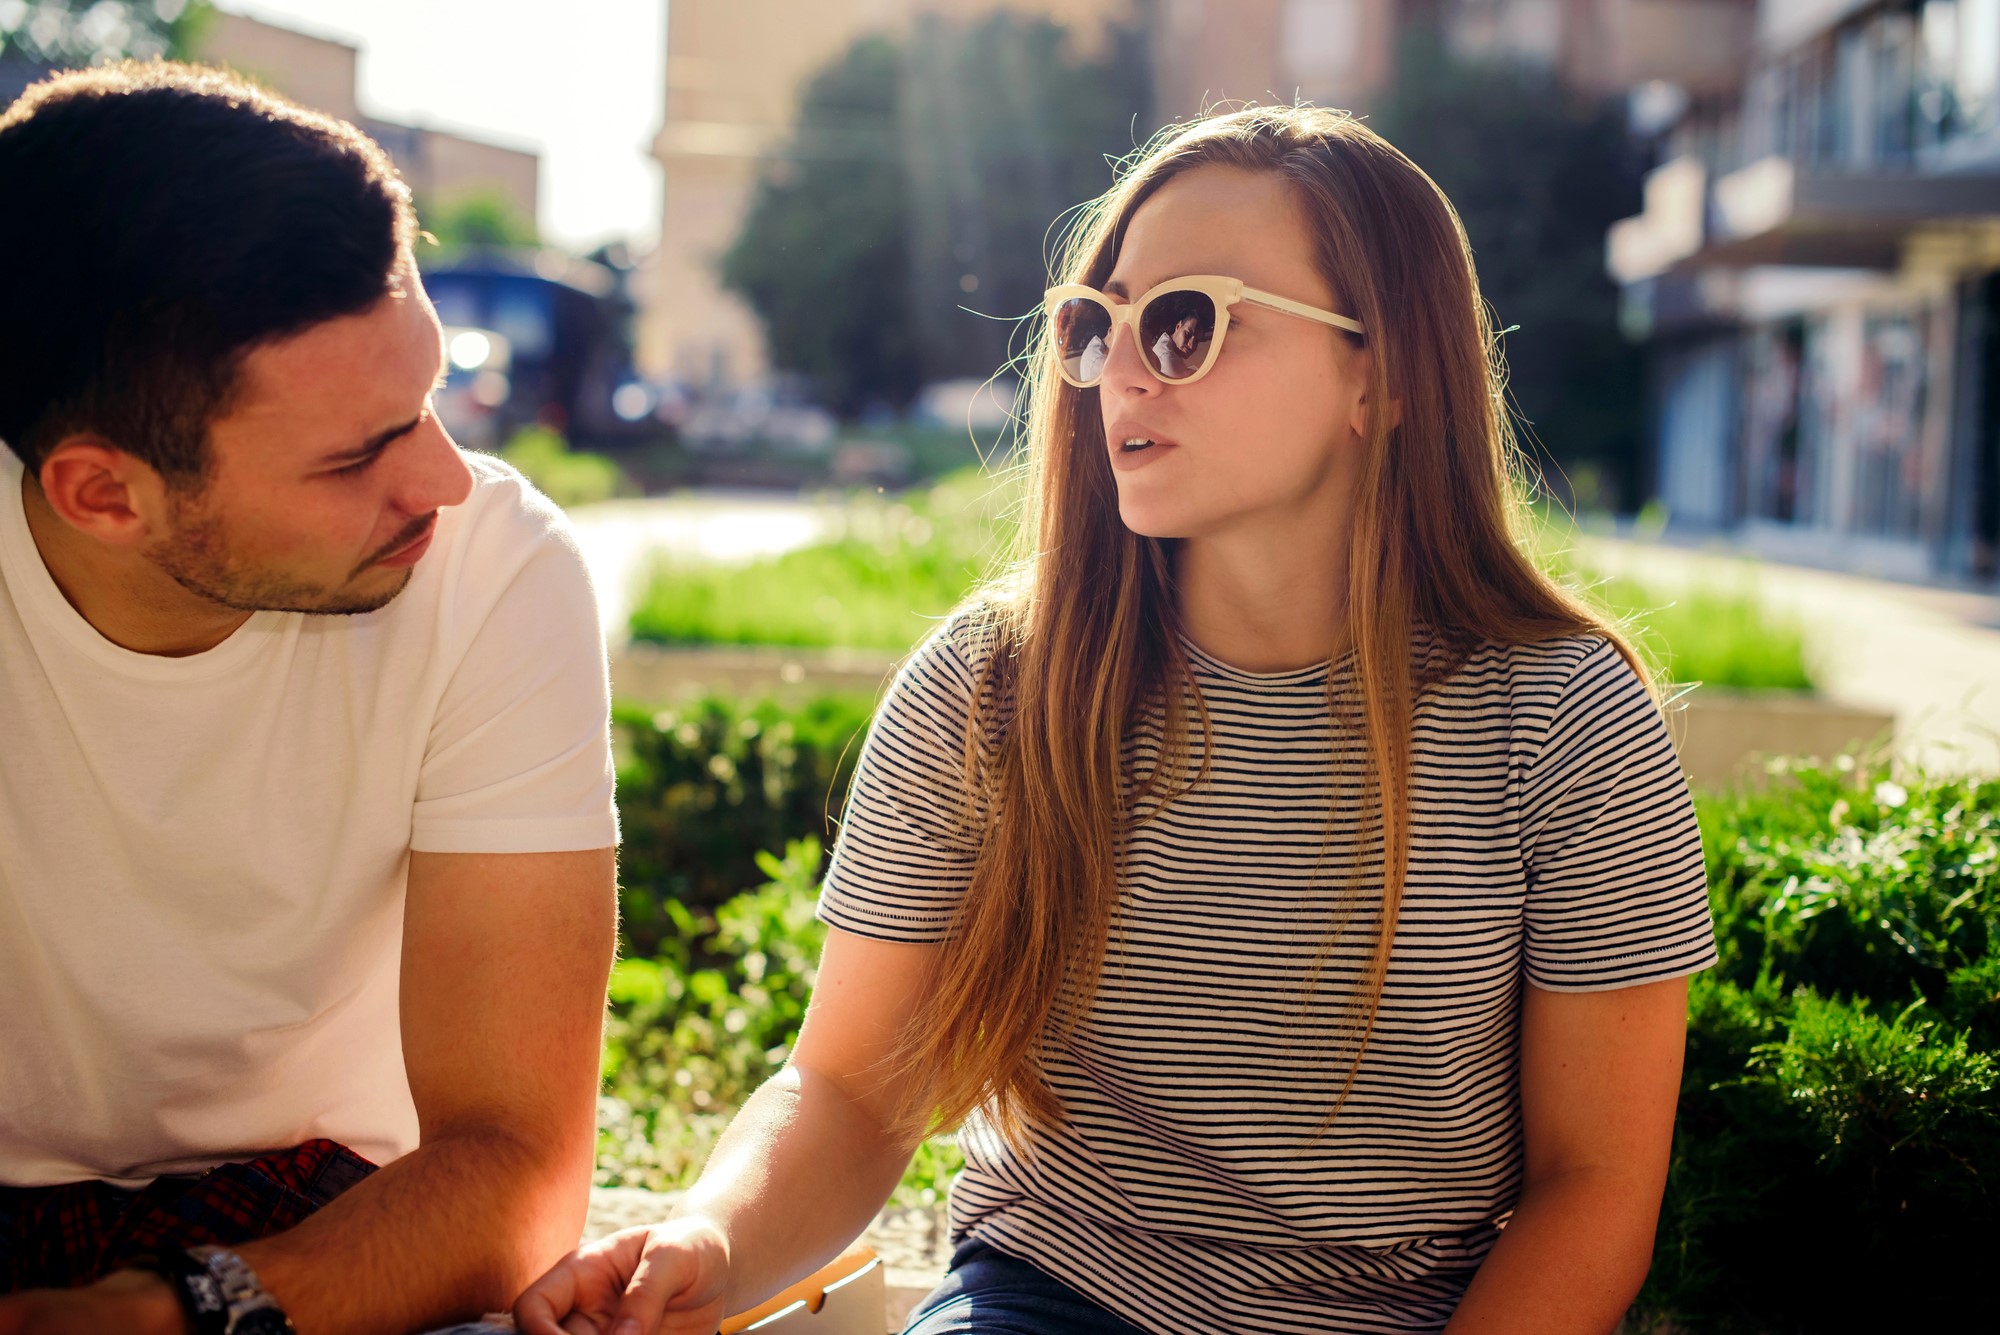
left=640, top=0, right=1765, bottom=393
left=642, top=0, right=1160, bottom=387
left=195, top=10, right=540, bottom=229
left=1608, top=0, right=2000, bottom=582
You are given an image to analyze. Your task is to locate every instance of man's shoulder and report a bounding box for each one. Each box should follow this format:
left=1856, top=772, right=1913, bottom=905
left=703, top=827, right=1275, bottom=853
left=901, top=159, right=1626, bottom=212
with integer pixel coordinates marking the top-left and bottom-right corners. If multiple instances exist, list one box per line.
left=428, top=451, right=593, bottom=601
left=453, top=450, right=573, bottom=548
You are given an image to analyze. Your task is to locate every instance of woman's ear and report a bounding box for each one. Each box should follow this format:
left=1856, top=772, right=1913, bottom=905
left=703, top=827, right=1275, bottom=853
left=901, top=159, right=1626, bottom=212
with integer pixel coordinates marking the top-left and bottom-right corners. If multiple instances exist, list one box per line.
left=1347, top=360, right=1402, bottom=439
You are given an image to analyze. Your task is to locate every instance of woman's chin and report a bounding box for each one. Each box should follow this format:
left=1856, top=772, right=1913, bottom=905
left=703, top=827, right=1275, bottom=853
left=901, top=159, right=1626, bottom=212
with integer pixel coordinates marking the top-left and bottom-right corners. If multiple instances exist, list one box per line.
left=1114, top=491, right=1203, bottom=540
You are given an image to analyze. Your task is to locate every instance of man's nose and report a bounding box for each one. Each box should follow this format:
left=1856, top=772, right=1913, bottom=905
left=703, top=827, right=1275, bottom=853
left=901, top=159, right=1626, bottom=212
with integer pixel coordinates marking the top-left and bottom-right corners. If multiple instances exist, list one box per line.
left=397, top=415, right=474, bottom=513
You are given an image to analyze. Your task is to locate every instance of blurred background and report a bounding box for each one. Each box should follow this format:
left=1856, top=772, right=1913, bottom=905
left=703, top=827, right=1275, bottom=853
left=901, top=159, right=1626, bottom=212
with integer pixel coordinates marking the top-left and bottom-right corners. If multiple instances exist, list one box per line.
left=6, top=1, right=1994, bottom=553
left=7, top=6, right=2000, bottom=1328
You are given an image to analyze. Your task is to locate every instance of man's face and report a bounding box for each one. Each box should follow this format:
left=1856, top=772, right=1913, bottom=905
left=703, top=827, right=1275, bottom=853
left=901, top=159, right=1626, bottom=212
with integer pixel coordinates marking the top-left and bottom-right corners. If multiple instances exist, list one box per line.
left=148, top=258, right=476, bottom=615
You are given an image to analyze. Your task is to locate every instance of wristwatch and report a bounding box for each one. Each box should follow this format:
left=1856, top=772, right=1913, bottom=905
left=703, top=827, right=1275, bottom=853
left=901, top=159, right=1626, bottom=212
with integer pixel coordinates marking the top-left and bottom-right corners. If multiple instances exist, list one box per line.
left=129, top=1247, right=297, bottom=1335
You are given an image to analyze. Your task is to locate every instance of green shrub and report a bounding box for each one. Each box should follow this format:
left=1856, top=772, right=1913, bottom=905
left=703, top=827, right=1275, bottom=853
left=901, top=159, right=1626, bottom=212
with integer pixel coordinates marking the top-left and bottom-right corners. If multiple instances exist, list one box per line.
left=499, top=426, right=630, bottom=509
left=613, top=693, right=874, bottom=955
left=1639, top=762, right=2000, bottom=1331
left=598, top=837, right=825, bottom=1191
left=597, top=835, right=963, bottom=1202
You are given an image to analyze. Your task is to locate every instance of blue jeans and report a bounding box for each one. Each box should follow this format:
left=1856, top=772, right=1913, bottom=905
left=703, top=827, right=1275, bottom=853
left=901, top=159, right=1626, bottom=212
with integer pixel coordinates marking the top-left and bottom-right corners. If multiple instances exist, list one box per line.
left=902, top=1238, right=1152, bottom=1335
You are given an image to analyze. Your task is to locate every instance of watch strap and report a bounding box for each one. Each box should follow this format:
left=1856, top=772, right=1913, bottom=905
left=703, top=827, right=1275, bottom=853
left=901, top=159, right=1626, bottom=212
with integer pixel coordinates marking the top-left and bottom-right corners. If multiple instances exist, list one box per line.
left=188, top=1247, right=298, bottom=1335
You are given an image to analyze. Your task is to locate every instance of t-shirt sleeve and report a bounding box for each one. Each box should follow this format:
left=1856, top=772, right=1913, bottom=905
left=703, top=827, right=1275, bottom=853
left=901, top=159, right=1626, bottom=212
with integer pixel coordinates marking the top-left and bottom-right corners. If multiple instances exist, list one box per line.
left=816, top=616, right=992, bottom=943
left=1518, top=638, right=1717, bottom=991
left=409, top=475, right=618, bottom=855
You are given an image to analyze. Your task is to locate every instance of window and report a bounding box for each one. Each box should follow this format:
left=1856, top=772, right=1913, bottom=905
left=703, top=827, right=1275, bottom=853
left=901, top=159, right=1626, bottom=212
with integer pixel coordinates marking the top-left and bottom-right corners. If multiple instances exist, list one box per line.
left=1919, top=0, right=2000, bottom=150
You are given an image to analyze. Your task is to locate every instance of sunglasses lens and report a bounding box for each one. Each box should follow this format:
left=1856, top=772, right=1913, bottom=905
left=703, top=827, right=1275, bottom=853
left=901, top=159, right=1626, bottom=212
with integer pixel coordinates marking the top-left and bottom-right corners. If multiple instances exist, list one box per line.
left=1053, top=297, right=1114, bottom=385
left=1138, top=288, right=1217, bottom=381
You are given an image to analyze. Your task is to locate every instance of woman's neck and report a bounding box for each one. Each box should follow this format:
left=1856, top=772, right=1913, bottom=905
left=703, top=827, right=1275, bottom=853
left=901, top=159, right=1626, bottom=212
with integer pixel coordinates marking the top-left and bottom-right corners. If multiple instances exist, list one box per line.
left=1174, top=512, right=1351, bottom=674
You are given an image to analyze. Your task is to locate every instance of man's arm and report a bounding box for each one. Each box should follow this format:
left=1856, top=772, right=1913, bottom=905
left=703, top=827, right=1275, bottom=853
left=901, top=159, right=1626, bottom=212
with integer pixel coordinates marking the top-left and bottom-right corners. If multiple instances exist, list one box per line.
left=0, top=847, right=617, bottom=1335
left=225, top=846, right=617, bottom=1333
left=1443, top=975, right=1689, bottom=1335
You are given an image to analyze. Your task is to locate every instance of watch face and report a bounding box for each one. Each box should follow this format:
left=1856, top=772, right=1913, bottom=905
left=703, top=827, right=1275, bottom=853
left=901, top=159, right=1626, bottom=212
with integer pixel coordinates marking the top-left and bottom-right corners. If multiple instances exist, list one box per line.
left=229, top=1311, right=295, bottom=1335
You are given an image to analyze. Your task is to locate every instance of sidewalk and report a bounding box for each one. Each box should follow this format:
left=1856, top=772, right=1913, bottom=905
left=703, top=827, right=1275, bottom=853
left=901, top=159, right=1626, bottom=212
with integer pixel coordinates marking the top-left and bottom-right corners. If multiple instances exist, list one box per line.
left=1575, top=533, right=2000, bottom=775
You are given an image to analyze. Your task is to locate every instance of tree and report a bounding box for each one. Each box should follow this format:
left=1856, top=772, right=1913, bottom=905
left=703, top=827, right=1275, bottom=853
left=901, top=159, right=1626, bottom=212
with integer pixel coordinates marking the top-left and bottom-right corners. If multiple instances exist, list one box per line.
left=722, top=14, right=1151, bottom=418
left=0, top=0, right=210, bottom=65
left=722, top=34, right=917, bottom=418
left=420, top=190, right=540, bottom=255
left=897, top=13, right=1152, bottom=383
left=1373, top=30, right=1649, bottom=508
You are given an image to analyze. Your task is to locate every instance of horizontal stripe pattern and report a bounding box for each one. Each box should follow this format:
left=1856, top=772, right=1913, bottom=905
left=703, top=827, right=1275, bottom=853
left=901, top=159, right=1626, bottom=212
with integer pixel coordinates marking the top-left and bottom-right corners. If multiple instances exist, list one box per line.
left=820, top=612, right=1715, bottom=1333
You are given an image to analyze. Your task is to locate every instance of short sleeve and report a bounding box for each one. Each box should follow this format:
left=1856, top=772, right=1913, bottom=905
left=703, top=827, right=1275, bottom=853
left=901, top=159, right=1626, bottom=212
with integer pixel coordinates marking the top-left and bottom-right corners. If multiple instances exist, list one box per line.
left=1518, top=638, right=1717, bottom=991
left=817, top=615, right=994, bottom=942
left=409, top=474, right=618, bottom=855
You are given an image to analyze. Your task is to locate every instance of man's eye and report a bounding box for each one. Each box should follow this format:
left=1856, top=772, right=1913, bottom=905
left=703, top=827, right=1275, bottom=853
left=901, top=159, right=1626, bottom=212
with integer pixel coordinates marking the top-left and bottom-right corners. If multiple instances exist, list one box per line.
left=329, top=451, right=383, bottom=478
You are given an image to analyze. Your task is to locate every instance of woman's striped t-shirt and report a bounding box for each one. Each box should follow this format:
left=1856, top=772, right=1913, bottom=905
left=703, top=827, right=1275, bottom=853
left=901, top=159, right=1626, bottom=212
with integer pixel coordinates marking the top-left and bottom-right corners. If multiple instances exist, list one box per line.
left=818, top=612, right=1716, bottom=1334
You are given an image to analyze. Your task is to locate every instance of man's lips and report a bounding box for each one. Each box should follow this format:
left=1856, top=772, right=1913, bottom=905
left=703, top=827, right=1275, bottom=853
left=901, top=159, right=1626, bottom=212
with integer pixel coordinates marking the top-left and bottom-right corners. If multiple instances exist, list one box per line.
left=371, top=516, right=437, bottom=569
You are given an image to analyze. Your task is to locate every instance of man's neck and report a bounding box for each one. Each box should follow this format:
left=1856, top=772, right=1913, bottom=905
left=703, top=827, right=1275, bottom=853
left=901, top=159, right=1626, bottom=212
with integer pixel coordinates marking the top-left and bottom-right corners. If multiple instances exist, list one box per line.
left=18, top=472, right=251, bottom=657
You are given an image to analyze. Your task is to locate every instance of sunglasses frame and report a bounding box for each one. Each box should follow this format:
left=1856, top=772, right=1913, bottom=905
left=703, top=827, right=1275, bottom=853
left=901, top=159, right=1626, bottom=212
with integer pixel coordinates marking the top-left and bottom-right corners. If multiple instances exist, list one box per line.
left=1042, top=274, right=1368, bottom=389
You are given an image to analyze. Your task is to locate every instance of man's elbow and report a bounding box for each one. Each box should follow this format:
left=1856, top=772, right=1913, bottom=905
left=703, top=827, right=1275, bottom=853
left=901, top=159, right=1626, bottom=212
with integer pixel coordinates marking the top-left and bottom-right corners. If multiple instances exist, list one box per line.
left=436, top=1115, right=597, bottom=1300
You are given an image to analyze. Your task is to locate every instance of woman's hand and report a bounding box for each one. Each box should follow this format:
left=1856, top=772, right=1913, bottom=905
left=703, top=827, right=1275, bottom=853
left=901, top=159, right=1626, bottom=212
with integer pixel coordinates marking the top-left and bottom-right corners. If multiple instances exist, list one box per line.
left=513, top=1216, right=729, bottom=1335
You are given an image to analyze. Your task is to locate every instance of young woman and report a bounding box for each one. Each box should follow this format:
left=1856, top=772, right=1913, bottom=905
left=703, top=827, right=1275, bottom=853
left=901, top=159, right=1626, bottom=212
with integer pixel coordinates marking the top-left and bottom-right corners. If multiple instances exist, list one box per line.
left=517, top=105, right=1715, bottom=1335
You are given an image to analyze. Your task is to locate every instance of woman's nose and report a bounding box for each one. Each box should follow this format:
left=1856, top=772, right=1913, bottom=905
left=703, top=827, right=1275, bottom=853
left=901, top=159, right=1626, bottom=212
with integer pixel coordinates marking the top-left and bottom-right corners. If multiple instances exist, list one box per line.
left=1096, top=319, right=1158, bottom=398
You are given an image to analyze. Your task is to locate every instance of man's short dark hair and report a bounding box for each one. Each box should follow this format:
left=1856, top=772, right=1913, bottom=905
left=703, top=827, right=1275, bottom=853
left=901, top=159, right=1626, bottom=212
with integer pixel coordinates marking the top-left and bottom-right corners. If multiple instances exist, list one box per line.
left=0, top=61, right=418, bottom=485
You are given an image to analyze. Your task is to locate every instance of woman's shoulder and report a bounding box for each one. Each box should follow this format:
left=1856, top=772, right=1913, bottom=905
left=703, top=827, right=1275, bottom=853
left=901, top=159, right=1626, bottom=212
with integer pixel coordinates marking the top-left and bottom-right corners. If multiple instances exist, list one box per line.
left=1429, top=631, right=1651, bottom=722
left=889, top=594, right=1018, bottom=719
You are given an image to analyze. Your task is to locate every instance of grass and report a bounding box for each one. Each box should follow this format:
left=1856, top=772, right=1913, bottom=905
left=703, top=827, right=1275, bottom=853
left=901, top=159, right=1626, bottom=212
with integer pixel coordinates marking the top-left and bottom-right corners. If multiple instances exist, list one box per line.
left=627, top=469, right=1017, bottom=652
left=1569, top=572, right=1815, bottom=692
left=630, top=472, right=1817, bottom=691
left=498, top=426, right=633, bottom=508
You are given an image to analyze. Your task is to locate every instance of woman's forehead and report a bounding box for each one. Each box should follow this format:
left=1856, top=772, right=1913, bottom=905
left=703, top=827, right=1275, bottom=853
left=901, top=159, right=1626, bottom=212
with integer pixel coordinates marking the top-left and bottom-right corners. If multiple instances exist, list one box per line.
left=1107, top=165, right=1328, bottom=302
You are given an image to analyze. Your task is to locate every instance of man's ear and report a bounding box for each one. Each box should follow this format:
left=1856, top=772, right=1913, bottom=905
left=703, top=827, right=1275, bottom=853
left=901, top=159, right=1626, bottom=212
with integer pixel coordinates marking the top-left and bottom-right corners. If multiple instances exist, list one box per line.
left=36, top=438, right=175, bottom=547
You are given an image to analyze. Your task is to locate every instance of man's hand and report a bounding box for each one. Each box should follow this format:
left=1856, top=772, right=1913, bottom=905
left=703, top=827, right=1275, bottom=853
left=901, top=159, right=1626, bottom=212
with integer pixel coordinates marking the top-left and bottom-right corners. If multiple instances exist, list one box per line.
left=514, top=1217, right=730, bottom=1335
left=0, top=1270, right=185, bottom=1335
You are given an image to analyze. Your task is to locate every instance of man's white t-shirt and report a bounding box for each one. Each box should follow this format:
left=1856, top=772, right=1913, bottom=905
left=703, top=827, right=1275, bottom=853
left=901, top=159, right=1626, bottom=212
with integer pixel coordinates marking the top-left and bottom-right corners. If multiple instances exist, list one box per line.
left=0, top=448, right=619, bottom=1188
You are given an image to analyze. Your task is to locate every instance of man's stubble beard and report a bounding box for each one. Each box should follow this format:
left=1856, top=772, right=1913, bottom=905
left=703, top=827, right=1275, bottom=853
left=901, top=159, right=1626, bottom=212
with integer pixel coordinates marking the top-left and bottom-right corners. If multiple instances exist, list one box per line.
left=147, top=495, right=412, bottom=616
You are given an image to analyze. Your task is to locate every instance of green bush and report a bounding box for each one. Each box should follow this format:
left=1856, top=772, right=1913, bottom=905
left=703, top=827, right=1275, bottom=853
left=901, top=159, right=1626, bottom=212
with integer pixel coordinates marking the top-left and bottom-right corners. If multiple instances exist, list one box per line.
left=613, top=694, right=875, bottom=955
left=1641, top=762, right=2000, bottom=1331
left=498, top=426, right=631, bottom=509
left=597, top=834, right=965, bottom=1202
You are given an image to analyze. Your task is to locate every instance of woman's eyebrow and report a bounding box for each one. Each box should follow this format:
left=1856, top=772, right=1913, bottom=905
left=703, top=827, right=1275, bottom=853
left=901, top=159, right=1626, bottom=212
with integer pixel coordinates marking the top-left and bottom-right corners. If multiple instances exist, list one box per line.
left=1104, top=279, right=1131, bottom=299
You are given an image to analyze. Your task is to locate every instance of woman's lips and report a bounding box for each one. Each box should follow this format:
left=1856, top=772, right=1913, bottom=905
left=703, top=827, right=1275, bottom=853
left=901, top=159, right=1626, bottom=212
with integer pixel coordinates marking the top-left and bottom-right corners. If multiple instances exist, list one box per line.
left=1110, top=437, right=1176, bottom=472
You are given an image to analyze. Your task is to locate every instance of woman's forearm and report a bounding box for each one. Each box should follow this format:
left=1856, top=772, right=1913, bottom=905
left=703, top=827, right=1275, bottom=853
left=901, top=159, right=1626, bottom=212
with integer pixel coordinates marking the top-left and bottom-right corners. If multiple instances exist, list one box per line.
left=1443, top=1168, right=1659, bottom=1335
left=678, top=1062, right=919, bottom=1314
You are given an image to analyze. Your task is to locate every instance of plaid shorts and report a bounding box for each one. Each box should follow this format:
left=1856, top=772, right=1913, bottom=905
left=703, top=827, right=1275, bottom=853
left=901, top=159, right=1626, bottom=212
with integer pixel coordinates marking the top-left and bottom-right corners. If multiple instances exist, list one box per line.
left=0, top=1138, right=377, bottom=1292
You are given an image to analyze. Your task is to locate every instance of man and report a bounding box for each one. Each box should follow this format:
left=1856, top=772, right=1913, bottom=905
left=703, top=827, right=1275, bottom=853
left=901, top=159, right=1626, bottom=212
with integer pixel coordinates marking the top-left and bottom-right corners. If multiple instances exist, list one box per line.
left=0, top=63, right=619, bottom=1334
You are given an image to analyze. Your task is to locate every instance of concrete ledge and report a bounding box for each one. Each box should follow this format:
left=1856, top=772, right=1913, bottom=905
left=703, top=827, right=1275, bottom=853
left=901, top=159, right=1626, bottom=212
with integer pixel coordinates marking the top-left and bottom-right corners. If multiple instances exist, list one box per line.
left=612, top=643, right=901, bottom=704
left=614, top=646, right=1898, bottom=792
left=1673, top=690, right=1895, bottom=790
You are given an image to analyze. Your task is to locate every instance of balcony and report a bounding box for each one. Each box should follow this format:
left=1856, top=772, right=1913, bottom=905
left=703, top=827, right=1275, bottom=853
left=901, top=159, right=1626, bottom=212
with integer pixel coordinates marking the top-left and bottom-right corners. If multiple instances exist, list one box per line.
left=1703, top=153, right=2000, bottom=266
left=1610, top=150, right=2000, bottom=285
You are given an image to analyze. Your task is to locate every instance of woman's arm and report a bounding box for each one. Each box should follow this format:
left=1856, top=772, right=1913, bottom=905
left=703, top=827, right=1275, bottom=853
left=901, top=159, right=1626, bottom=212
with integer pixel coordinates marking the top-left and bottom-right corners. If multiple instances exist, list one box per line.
left=515, top=925, right=938, bottom=1335
left=1444, top=975, right=1689, bottom=1335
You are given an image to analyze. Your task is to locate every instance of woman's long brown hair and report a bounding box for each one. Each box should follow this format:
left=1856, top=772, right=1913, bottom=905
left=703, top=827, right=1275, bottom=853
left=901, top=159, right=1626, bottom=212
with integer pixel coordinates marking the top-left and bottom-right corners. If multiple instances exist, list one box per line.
left=879, top=105, right=1654, bottom=1151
